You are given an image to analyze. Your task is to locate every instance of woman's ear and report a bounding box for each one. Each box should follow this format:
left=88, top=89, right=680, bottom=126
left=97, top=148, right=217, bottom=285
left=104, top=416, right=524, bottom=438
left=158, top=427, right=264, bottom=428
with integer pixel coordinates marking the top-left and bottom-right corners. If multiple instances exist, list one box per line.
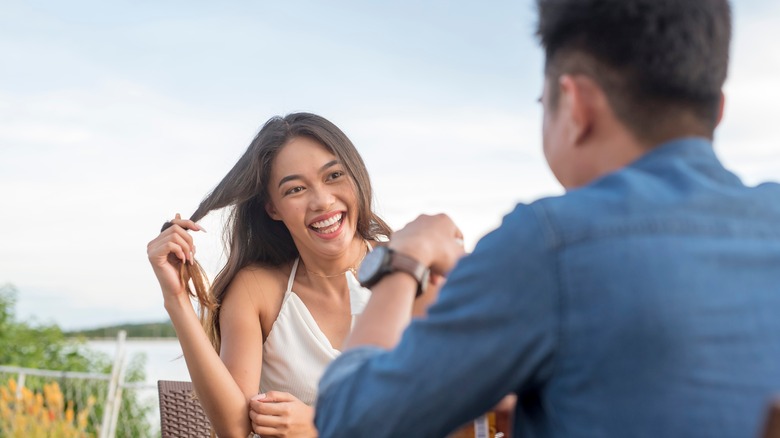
left=265, top=202, right=281, bottom=221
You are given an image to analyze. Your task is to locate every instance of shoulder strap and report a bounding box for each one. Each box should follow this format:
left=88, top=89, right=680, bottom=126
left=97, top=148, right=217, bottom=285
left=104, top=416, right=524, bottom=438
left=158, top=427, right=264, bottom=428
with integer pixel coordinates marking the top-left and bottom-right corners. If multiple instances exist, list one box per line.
left=286, top=258, right=299, bottom=295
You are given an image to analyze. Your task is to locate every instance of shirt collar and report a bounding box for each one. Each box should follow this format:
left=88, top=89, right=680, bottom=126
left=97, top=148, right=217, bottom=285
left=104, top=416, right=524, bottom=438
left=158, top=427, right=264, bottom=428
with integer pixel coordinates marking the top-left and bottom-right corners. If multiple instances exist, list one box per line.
left=627, top=136, right=743, bottom=186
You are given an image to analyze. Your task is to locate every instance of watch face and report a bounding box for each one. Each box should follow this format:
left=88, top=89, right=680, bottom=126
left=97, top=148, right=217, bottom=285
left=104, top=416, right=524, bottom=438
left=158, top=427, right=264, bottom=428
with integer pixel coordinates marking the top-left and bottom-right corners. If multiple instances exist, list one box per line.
left=357, top=246, right=389, bottom=285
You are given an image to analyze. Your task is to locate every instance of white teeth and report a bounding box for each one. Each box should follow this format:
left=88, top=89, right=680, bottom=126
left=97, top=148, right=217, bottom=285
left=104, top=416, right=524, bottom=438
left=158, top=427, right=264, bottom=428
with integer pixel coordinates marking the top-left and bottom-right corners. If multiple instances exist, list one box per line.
left=311, top=213, right=342, bottom=230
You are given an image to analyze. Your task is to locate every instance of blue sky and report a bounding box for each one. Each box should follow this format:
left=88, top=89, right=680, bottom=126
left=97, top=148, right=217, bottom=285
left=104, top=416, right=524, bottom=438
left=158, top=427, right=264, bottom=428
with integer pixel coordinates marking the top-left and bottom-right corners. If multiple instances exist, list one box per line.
left=1, top=1, right=778, bottom=330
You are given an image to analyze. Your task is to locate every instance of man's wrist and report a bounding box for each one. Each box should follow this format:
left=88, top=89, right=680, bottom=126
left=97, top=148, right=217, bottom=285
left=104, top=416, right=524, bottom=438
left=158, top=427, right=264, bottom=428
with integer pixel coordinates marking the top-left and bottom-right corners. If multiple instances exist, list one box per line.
left=384, top=270, right=422, bottom=296
left=358, top=246, right=430, bottom=297
left=387, top=239, right=430, bottom=269
left=369, top=270, right=418, bottom=296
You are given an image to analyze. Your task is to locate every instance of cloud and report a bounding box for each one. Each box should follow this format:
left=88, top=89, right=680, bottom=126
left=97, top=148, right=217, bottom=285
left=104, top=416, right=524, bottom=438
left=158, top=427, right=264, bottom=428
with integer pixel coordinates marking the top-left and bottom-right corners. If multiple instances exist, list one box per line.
left=717, top=2, right=780, bottom=186
left=2, top=0, right=779, bottom=330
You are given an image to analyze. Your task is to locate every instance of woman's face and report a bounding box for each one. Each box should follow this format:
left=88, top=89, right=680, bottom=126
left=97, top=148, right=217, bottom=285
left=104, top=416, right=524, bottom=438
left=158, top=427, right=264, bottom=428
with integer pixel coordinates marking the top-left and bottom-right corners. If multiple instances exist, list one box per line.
left=266, top=136, right=360, bottom=257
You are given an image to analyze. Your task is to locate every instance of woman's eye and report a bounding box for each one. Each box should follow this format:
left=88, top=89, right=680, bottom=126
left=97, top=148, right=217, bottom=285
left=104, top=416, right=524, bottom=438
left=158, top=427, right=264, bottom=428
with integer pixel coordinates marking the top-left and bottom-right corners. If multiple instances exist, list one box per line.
left=284, top=186, right=304, bottom=196
left=327, top=171, right=345, bottom=181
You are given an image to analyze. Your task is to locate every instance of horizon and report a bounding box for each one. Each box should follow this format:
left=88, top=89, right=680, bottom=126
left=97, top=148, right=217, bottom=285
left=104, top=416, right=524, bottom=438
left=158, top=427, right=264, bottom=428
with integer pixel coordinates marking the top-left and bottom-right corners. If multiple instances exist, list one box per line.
left=2, top=0, right=779, bottom=331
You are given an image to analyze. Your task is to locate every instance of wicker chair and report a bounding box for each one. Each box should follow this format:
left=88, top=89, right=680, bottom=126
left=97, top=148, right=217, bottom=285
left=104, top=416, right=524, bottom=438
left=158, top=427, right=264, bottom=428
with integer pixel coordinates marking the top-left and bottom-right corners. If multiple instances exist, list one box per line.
left=158, top=380, right=212, bottom=437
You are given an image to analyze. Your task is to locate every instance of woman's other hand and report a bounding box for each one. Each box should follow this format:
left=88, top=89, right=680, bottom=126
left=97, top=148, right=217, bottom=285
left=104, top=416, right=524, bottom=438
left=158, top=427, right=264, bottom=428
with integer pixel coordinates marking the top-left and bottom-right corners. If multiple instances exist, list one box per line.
left=146, top=213, right=204, bottom=304
left=249, top=391, right=318, bottom=438
left=412, top=273, right=446, bottom=318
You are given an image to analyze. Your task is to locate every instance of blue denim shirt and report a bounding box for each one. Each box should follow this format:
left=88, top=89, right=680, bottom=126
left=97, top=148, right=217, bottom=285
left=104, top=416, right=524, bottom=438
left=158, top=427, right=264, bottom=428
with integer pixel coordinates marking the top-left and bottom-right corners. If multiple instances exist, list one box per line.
left=315, top=138, right=780, bottom=438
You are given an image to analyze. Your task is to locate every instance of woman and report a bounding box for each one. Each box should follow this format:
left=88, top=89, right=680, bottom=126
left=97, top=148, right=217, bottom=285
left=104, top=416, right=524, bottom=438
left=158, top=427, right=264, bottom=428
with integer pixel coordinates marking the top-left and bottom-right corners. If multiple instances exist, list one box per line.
left=147, top=112, right=393, bottom=437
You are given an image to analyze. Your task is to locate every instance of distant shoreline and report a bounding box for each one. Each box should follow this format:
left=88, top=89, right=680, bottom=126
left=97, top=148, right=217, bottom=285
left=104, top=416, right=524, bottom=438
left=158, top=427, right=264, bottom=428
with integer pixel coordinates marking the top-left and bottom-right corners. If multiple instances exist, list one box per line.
left=64, top=321, right=176, bottom=339
left=71, top=336, right=178, bottom=341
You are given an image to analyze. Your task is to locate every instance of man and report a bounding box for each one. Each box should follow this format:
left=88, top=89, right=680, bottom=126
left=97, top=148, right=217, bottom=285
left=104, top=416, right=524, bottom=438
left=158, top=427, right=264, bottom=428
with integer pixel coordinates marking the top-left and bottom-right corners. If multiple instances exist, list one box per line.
left=314, top=1, right=780, bottom=436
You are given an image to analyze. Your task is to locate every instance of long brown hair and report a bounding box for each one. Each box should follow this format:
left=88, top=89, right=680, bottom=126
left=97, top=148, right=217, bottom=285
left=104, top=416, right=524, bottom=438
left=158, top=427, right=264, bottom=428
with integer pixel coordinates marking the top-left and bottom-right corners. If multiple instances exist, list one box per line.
left=180, top=112, right=391, bottom=353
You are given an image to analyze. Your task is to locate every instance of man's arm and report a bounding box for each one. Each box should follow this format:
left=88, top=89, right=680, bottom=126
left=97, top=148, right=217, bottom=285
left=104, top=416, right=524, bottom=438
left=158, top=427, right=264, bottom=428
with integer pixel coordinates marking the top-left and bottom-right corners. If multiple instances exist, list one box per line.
left=346, top=213, right=466, bottom=350
left=315, top=205, right=559, bottom=438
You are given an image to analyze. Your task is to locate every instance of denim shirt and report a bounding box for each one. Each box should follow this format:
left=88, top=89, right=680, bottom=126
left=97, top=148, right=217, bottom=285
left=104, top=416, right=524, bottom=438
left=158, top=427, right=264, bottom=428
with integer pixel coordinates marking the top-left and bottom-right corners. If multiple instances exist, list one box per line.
left=315, top=138, right=780, bottom=438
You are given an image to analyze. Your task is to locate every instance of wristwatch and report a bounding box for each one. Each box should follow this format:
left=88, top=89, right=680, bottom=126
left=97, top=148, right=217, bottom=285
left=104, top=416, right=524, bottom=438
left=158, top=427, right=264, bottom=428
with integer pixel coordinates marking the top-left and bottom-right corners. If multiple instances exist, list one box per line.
left=357, top=246, right=430, bottom=297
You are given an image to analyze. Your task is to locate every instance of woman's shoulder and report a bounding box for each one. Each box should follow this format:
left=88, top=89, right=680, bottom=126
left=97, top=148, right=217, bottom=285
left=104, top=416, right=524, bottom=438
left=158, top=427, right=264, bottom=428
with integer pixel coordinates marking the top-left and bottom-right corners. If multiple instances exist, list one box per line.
left=230, top=261, right=294, bottom=295
left=226, top=262, right=295, bottom=335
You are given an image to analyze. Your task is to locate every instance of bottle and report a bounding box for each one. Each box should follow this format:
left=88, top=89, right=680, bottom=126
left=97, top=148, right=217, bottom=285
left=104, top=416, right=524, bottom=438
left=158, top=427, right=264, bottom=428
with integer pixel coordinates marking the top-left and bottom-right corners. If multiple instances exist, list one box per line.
left=448, top=411, right=499, bottom=438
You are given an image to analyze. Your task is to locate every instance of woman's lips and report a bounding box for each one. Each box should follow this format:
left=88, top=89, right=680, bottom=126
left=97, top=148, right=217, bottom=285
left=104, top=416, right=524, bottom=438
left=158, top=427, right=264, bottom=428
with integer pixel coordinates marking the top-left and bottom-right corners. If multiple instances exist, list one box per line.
left=309, top=212, right=345, bottom=237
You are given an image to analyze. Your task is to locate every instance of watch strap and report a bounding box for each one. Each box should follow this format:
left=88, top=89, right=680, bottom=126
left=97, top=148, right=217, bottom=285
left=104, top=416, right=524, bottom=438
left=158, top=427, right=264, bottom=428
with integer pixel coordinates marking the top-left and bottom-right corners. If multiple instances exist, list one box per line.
left=388, top=250, right=430, bottom=297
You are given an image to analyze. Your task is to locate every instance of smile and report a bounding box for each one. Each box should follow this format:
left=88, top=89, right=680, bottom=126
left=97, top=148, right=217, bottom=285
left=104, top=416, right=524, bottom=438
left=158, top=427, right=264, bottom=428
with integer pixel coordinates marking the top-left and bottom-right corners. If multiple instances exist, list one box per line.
left=309, top=212, right=344, bottom=235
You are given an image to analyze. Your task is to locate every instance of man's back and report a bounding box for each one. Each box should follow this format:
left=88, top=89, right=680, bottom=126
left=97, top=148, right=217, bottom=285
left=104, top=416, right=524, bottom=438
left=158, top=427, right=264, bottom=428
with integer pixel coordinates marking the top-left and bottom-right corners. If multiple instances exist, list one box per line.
left=313, top=2, right=778, bottom=437
left=528, top=137, right=780, bottom=437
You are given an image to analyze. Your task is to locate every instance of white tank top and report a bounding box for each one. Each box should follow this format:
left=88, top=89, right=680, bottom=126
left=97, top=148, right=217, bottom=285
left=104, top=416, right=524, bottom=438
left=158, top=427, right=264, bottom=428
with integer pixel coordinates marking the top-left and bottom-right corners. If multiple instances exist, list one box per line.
left=259, top=255, right=372, bottom=406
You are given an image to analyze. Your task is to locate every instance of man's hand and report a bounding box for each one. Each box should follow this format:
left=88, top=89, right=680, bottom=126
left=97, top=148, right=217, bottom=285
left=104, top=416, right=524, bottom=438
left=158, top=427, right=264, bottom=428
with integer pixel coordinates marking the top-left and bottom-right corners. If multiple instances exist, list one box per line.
left=388, top=213, right=465, bottom=276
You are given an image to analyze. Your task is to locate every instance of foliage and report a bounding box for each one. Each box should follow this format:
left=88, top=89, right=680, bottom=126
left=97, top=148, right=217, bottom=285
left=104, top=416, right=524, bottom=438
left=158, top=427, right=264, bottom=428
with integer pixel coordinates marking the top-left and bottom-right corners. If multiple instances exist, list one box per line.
left=0, top=283, right=154, bottom=437
left=0, top=284, right=99, bottom=371
left=66, top=321, right=176, bottom=339
left=0, top=378, right=96, bottom=438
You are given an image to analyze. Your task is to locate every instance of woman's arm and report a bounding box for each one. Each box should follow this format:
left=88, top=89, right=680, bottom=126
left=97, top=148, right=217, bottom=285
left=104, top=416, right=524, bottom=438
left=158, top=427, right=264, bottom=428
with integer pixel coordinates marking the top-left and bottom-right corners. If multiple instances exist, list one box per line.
left=148, top=216, right=263, bottom=438
left=166, top=290, right=261, bottom=437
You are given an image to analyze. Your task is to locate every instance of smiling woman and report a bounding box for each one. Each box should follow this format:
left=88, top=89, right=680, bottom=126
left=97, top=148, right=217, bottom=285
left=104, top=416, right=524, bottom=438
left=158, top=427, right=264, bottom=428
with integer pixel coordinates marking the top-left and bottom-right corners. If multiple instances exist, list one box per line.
left=146, top=113, right=392, bottom=438
left=266, top=137, right=362, bottom=250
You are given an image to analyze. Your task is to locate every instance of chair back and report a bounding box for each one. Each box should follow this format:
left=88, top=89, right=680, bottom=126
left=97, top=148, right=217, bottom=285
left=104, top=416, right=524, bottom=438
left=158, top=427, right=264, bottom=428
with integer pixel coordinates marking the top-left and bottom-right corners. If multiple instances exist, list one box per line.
left=158, top=380, right=212, bottom=438
left=764, top=399, right=780, bottom=438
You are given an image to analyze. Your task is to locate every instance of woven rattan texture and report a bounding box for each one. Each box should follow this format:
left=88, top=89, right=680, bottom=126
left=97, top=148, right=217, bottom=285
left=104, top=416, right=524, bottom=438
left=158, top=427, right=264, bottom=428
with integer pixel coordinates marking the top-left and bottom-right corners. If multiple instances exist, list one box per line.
left=158, top=380, right=212, bottom=438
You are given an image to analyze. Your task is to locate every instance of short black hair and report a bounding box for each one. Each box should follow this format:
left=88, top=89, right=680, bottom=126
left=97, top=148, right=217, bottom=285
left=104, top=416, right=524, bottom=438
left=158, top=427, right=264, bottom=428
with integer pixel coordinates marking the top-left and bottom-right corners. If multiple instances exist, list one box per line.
left=536, top=0, right=732, bottom=143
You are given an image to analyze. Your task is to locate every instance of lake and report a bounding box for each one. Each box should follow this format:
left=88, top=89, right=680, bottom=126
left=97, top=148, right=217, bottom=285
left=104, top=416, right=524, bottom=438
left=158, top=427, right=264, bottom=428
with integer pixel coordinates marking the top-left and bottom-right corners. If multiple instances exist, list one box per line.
left=86, top=338, right=191, bottom=384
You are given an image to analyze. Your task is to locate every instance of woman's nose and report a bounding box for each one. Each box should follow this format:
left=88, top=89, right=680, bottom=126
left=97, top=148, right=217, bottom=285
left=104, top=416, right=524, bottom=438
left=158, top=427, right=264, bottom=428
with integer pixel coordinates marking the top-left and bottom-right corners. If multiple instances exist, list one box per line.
left=309, top=186, right=335, bottom=210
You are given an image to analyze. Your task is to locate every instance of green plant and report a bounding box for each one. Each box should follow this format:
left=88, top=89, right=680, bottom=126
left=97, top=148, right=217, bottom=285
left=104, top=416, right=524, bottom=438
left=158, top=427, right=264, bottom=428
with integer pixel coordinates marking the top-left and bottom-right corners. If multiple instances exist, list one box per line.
left=0, top=283, right=153, bottom=437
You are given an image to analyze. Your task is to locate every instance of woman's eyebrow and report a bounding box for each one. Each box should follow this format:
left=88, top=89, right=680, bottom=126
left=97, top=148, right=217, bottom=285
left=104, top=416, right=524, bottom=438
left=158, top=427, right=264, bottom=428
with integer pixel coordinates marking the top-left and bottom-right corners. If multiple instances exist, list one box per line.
left=278, top=174, right=301, bottom=188
left=277, top=160, right=341, bottom=188
left=320, top=160, right=339, bottom=171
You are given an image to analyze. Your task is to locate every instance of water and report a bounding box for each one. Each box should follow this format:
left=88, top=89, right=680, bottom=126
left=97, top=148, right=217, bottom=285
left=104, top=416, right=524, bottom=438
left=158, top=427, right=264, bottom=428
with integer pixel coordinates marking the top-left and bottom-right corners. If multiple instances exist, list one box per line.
left=86, top=338, right=191, bottom=384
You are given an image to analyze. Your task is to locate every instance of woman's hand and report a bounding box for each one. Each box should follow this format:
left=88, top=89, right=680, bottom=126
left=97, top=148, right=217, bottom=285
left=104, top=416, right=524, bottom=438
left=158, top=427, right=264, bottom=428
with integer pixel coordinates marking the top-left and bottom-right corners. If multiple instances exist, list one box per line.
left=146, top=213, right=204, bottom=304
left=494, top=393, right=517, bottom=436
left=248, top=391, right=318, bottom=438
left=412, top=273, right=446, bottom=318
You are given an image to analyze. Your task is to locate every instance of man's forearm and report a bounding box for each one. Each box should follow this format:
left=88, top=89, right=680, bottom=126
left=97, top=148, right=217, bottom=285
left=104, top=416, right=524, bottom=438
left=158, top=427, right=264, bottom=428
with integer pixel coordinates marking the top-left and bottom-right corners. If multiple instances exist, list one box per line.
left=344, top=272, right=418, bottom=350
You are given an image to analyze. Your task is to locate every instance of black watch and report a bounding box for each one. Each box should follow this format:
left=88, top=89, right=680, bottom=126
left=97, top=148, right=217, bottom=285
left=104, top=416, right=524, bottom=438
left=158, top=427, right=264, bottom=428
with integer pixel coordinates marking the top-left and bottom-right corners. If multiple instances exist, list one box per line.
left=357, top=246, right=430, bottom=297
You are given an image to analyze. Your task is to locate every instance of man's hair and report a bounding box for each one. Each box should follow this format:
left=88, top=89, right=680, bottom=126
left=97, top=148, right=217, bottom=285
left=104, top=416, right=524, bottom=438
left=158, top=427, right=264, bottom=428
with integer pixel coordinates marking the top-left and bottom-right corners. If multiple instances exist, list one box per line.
left=536, top=0, right=732, bottom=143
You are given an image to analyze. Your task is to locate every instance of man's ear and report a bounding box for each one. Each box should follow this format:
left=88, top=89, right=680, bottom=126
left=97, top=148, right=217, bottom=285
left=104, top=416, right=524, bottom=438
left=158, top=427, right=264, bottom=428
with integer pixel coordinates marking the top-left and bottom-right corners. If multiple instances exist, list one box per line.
left=265, top=202, right=281, bottom=221
left=559, top=74, right=596, bottom=147
left=716, top=91, right=726, bottom=128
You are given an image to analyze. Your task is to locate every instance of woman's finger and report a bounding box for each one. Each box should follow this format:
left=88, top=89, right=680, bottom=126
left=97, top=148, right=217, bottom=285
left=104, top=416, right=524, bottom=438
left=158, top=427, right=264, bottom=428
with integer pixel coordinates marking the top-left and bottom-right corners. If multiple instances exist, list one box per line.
left=161, top=241, right=187, bottom=264
left=257, top=391, right=295, bottom=403
left=252, top=400, right=290, bottom=416
left=150, top=234, right=190, bottom=263
left=151, top=226, right=196, bottom=264
left=168, top=213, right=205, bottom=232
left=162, top=223, right=195, bottom=247
left=252, top=423, right=281, bottom=437
left=168, top=227, right=195, bottom=262
left=161, top=233, right=193, bottom=264
left=250, top=411, right=284, bottom=429
left=249, top=409, right=280, bottom=424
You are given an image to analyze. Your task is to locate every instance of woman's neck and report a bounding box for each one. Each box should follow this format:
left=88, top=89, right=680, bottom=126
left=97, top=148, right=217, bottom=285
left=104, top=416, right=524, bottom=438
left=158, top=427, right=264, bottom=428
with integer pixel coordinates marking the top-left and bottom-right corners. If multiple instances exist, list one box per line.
left=298, top=236, right=367, bottom=280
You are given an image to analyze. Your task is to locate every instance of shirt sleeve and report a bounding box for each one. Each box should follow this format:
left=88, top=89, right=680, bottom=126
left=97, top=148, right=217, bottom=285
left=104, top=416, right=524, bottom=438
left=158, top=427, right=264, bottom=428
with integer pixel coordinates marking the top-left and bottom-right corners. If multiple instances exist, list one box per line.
left=315, top=203, right=559, bottom=438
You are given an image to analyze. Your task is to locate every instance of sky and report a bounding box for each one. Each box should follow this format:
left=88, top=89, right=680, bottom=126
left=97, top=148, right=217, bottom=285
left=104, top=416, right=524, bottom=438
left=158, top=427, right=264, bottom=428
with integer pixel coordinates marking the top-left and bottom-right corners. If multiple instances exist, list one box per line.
left=1, top=1, right=779, bottom=330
